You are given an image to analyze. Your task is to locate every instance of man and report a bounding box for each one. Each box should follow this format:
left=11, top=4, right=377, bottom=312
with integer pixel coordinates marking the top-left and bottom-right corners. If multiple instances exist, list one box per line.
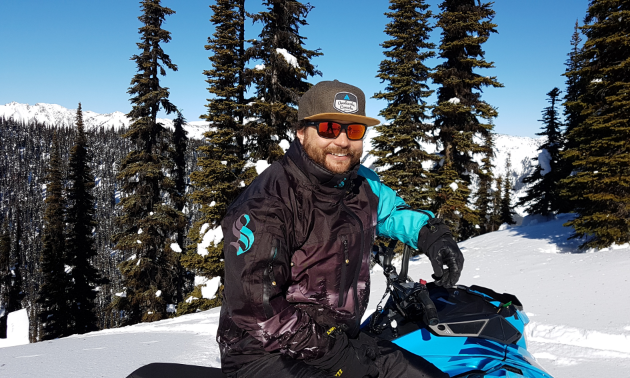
left=217, top=80, right=464, bottom=378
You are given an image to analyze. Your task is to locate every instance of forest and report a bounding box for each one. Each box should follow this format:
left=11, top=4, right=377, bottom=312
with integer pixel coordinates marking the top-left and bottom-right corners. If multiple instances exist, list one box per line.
left=1, top=0, right=628, bottom=343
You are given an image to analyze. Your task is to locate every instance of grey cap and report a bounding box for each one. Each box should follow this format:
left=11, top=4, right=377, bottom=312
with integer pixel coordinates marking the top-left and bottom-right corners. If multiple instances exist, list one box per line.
left=298, top=80, right=380, bottom=126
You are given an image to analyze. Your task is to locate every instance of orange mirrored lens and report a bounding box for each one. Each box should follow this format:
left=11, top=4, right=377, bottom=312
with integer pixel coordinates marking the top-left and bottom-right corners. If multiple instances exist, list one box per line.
left=318, top=122, right=341, bottom=138
left=347, top=124, right=366, bottom=140
left=315, top=122, right=366, bottom=140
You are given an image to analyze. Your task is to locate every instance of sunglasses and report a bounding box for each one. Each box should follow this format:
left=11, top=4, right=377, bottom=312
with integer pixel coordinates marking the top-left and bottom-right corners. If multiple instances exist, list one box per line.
left=305, top=121, right=367, bottom=141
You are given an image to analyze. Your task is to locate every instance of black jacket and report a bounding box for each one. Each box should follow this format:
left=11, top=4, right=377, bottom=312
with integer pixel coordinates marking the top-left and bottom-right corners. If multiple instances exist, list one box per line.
left=217, top=140, right=432, bottom=373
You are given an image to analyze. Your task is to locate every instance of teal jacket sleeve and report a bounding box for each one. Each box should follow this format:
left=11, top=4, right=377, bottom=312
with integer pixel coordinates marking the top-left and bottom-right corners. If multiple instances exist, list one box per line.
left=358, top=165, right=434, bottom=249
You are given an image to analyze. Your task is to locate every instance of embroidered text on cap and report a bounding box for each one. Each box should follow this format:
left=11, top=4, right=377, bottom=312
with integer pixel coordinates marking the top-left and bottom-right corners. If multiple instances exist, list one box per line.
left=333, top=92, right=358, bottom=114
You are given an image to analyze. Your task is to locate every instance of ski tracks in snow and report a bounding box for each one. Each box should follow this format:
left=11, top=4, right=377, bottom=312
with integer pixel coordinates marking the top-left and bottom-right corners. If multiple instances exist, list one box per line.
left=527, top=321, right=630, bottom=375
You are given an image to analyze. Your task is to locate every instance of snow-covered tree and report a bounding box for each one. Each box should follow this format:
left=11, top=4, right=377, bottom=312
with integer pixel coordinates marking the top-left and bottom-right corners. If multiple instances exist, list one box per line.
left=181, top=0, right=256, bottom=314
left=247, top=0, right=322, bottom=162
left=113, top=0, right=186, bottom=324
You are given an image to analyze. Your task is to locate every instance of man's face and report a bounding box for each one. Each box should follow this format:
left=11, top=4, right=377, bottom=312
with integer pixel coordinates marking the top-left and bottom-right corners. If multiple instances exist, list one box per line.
left=297, top=120, right=364, bottom=174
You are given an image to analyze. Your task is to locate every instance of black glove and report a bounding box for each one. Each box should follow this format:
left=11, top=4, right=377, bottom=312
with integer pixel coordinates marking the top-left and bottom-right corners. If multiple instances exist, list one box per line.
left=305, top=332, right=379, bottom=378
left=418, top=218, right=464, bottom=288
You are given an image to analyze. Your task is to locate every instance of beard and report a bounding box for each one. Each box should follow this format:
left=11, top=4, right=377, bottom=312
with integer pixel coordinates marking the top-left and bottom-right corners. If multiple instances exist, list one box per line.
left=302, top=135, right=362, bottom=174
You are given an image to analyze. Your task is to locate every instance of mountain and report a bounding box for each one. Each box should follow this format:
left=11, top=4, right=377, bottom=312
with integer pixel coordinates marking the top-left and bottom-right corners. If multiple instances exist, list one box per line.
left=0, top=102, right=209, bottom=140
left=1, top=102, right=545, bottom=216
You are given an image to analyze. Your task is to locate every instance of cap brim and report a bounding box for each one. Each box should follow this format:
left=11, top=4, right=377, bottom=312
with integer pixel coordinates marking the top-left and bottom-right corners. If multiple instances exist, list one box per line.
left=304, top=113, right=380, bottom=126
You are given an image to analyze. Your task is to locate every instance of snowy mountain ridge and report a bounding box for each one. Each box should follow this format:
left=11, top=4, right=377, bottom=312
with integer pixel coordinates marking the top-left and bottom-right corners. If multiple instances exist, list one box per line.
left=1, top=102, right=545, bottom=204
left=0, top=102, right=209, bottom=140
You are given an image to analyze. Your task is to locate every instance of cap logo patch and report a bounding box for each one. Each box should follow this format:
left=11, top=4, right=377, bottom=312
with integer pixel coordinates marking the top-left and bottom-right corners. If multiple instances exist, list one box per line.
left=334, top=92, right=358, bottom=114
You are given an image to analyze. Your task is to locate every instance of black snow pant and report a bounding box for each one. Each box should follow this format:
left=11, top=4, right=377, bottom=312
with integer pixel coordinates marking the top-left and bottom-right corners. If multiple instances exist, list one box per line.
left=229, top=338, right=448, bottom=378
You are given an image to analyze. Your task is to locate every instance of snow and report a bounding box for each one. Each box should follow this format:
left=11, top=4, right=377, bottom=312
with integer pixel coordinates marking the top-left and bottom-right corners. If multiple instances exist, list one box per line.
left=254, top=64, right=265, bottom=70
left=197, top=224, right=222, bottom=256
left=538, top=148, right=552, bottom=176
left=448, top=97, right=461, bottom=104
left=449, top=182, right=458, bottom=191
left=155, top=290, right=162, bottom=298
left=0, top=102, right=209, bottom=140
left=1, top=215, right=629, bottom=377
left=276, top=48, right=299, bottom=68
left=279, top=139, right=291, bottom=152
left=0, top=309, right=29, bottom=348
left=201, top=276, right=221, bottom=300
left=170, top=243, right=182, bottom=253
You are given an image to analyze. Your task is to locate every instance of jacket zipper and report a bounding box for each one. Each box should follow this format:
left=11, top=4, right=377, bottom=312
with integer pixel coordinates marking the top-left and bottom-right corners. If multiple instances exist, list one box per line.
left=340, top=199, right=364, bottom=330
left=338, top=237, right=349, bottom=307
left=262, top=239, right=279, bottom=319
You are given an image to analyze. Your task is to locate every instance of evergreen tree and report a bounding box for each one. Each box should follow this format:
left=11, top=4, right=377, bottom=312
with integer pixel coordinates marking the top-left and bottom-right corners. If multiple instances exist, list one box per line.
left=372, top=0, right=436, bottom=208
left=489, top=175, right=503, bottom=231
left=430, top=0, right=503, bottom=239
left=171, top=111, right=188, bottom=305
left=8, top=211, right=23, bottom=315
left=518, top=88, right=566, bottom=217
left=0, top=220, right=10, bottom=338
left=113, top=0, right=186, bottom=324
left=472, top=133, right=495, bottom=234
left=559, top=20, right=587, bottom=214
left=561, top=0, right=630, bottom=249
left=248, top=0, right=322, bottom=162
left=37, top=132, right=70, bottom=340
left=65, top=103, right=104, bottom=334
left=500, top=156, right=516, bottom=225
left=181, top=0, right=256, bottom=314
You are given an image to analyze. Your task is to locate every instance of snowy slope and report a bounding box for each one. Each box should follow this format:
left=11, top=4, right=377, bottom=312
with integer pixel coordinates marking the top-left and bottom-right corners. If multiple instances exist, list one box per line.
left=0, top=102, right=209, bottom=140
left=1, top=215, right=628, bottom=378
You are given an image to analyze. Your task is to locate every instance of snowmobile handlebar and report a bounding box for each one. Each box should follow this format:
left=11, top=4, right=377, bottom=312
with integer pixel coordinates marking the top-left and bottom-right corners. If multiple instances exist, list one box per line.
left=371, top=240, right=439, bottom=326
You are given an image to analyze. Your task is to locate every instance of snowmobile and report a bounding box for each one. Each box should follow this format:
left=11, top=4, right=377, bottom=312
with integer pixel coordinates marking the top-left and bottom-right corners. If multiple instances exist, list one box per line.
left=127, top=241, right=553, bottom=378
left=360, top=240, right=553, bottom=378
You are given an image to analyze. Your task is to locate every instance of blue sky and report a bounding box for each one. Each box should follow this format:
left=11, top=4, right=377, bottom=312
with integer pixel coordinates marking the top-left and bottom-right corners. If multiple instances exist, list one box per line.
left=0, top=0, right=589, bottom=138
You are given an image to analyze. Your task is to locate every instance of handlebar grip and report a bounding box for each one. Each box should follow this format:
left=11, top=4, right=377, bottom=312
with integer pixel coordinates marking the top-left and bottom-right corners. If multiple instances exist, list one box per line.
left=416, top=289, right=439, bottom=326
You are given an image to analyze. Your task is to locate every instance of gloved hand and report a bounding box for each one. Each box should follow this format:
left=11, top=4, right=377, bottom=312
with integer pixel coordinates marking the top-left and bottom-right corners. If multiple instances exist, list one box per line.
left=418, top=218, right=464, bottom=288
left=305, top=332, right=379, bottom=378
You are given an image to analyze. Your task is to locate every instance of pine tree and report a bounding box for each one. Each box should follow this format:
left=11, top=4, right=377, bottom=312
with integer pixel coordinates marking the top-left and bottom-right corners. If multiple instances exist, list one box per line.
left=430, top=0, right=503, bottom=239
left=248, top=0, right=322, bottom=162
left=37, top=132, right=70, bottom=340
left=561, top=1, right=630, bottom=249
left=519, top=88, right=567, bottom=216
left=500, top=156, right=516, bottom=225
left=559, top=20, right=587, bottom=215
left=181, top=0, right=256, bottom=314
left=472, top=133, right=495, bottom=234
left=489, top=175, right=503, bottom=231
left=171, top=111, right=188, bottom=305
left=8, top=211, right=23, bottom=315
left=113, top=0, right=186, bottom=324
left=0, top=220, right=11, bottom=338
left=65, top=103, right=104, bottom=334
left=372, top=0, right=436, bottom=208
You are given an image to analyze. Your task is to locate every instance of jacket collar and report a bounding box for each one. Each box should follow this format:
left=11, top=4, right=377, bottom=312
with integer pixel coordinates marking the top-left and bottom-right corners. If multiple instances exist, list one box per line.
left=285, top=139, right=359, bottom=190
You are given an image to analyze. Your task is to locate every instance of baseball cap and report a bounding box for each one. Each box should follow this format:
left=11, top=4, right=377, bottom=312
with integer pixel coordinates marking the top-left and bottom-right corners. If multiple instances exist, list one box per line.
left=298, top=80, right=380, bottom=126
